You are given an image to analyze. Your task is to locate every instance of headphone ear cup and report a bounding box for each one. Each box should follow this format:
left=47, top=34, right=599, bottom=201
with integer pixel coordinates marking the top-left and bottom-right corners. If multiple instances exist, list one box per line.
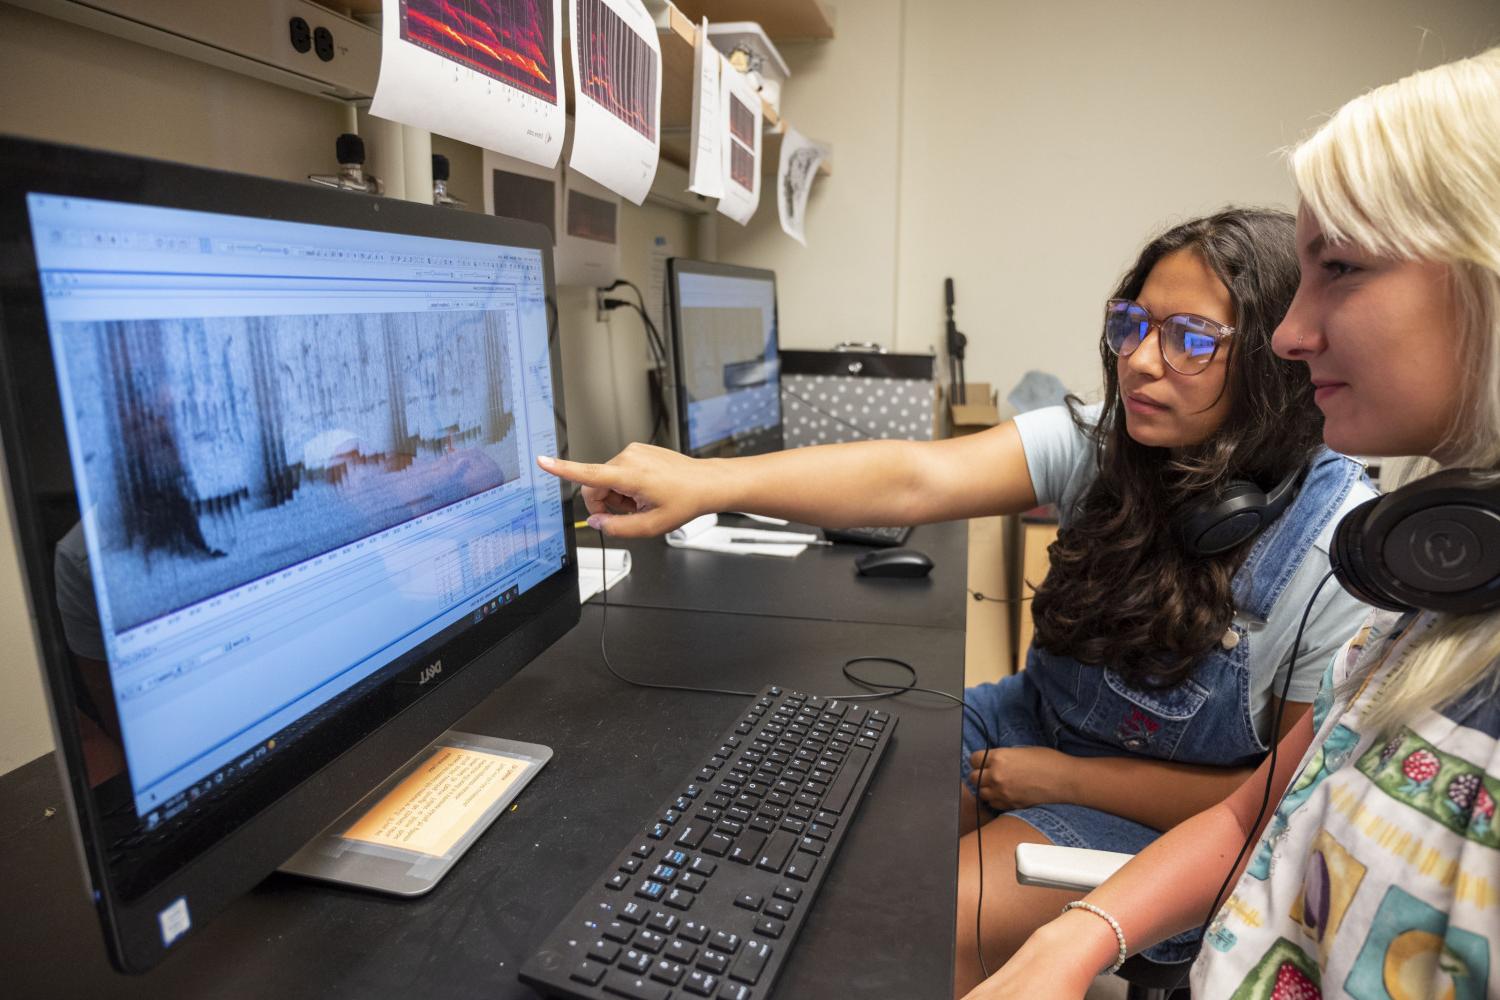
left=1174, top=480, right=1267, bottom=557
left=1330, top=496, right=1413, bottom=613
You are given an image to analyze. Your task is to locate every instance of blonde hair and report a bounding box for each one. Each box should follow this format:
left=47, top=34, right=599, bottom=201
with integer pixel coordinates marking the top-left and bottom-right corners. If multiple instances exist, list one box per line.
left=1290, top=46, right=1500, bottom=734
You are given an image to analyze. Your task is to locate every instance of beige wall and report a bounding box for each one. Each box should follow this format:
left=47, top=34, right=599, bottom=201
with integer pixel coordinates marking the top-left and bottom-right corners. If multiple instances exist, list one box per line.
left=718, top=0, right=905, bottom=348
left=724, top=0, right=1500, bottom=401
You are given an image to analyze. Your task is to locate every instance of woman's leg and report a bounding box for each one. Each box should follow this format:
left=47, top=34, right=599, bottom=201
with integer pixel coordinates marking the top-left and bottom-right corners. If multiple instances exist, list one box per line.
left=952, top=814, right=1077, bottom=999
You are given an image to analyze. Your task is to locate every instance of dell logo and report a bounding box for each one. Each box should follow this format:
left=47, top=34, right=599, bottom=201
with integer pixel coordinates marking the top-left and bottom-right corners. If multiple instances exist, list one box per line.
left=418, top=660, right=443, bottom=685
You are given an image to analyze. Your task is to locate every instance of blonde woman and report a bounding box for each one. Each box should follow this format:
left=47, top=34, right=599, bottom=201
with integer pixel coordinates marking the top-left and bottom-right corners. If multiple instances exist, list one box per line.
left=970, top=46, right=1500, bottom=999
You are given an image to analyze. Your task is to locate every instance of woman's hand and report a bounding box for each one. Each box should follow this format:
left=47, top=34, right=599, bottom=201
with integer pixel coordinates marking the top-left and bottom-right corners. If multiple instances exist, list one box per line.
left=960, top=914, right=1106, bottom=1000
left=968, top=746, right=1070, bottom=812
left=537, top=444, right=722, bottom=537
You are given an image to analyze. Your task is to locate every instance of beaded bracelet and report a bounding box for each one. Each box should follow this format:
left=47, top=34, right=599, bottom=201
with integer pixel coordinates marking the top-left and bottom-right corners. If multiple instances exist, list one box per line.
left=1061, top=900, right=1127, bottom=976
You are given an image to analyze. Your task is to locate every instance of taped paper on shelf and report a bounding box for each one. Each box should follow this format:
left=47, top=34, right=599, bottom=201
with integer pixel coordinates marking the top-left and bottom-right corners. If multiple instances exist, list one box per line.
left=716, top=58, right=762, bottom=225
left=567, top=0, right=662, bottom=205
left=370, top=0, right=564, bottom=169
left=688, top=17, right=724, bottom=199
left=776, top=126, right=829, bottom=246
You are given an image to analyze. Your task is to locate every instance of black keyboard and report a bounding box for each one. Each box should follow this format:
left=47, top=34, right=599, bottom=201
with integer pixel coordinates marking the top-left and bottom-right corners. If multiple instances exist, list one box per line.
left=519, top=686, right=898, bottom=1000
left=820, top=525, right=912, bottom=547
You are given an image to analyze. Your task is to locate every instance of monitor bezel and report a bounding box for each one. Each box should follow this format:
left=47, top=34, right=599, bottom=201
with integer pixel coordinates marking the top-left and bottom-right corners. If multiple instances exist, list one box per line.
left=664, top=257, right=784, bottom=459
left=0, top=135, right=581, bottom=973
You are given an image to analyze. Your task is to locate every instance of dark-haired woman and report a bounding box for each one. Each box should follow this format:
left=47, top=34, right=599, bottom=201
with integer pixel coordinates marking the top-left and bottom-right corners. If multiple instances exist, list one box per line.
left=534, top=207, right=1376, bottom=993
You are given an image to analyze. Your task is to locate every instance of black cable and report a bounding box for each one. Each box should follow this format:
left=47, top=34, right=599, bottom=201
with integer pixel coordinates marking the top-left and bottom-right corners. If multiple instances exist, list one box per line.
left=598, top=294, right=670, bottom=447
left=1198, top=569, right=1336, bottom=943
left=780, top=385, right=875, bottom=440
left=967, top=588, right=1033, bottom=604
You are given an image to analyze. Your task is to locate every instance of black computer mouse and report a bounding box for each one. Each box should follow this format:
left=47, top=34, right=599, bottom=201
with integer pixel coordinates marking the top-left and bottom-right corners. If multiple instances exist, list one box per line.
left=854, top=547, right=934, bottom=579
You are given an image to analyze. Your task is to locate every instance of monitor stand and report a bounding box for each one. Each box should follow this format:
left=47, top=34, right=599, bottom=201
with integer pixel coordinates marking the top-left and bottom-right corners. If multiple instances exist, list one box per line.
left=278, top=731, right=551, bottom=896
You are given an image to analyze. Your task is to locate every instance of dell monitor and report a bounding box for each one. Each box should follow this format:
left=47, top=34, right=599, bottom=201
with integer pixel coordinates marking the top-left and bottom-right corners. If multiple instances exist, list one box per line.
left=664, top=259, right=783, bottom=459
left=0, top=136, right=579, bottom=972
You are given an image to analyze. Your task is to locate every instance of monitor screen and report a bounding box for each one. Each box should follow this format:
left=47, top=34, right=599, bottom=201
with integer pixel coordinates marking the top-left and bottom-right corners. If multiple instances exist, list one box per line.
left=665, top=259, right=783, bottom=458
left=0, top=137, right=579, bottom=972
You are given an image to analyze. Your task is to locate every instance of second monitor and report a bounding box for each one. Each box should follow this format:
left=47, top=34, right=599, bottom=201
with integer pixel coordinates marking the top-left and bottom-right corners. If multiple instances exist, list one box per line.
left=664, top=258, right=783, bottom=459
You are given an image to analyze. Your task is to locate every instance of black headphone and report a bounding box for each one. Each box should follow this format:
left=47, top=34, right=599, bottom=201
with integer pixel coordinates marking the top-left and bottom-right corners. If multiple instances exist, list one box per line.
left=1173, top=466, right=1303, bottom=557
left=1331, top=468, right=1500, bottom=615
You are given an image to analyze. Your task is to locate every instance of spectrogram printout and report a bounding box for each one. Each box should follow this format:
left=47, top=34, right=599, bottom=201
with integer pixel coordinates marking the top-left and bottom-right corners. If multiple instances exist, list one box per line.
left=372, top=0, right=565, bottom=168
left=566, top=0, right=661, bottom=204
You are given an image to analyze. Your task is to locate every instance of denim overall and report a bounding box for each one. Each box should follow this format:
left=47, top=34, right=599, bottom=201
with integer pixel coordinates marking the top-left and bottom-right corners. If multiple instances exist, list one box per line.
left=961, top=448, right=1364, bottom=963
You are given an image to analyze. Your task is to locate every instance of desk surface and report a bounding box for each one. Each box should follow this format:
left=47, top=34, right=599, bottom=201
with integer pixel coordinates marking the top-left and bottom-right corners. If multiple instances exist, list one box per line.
left=587, top=517, right=970, bottom=632
left=0, top=604, right=963, bottom=999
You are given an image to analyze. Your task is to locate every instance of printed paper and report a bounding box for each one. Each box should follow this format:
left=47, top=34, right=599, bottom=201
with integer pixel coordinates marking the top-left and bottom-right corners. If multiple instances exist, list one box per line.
left=370, top=0, right=565, bottom=169
left=716, top=58, right=762, bottom=225
left=776, top=126, right=828, bottom=246
left=567, top=0, right=662, bottom=205
left=688, top=17, right=724, bottom=199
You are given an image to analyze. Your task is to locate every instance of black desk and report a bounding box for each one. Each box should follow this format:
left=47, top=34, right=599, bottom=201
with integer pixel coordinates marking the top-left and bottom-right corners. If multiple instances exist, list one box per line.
left=0, top=601, right=965, bottom=998
left=586, top=518, right=970, bottom=632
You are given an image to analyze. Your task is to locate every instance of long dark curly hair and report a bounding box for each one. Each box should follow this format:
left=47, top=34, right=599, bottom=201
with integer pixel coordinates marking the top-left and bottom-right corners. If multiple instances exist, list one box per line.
left=1028, top=208, right=1322, bottom=688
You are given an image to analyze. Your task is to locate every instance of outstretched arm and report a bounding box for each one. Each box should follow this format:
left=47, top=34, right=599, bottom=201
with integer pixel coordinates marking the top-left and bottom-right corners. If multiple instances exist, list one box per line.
left=537, top=421, right=1039, bottom=537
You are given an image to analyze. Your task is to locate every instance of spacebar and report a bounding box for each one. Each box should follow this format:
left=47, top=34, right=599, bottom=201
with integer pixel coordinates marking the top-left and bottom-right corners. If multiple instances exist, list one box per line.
left=820, top=747, right=871, bottom=815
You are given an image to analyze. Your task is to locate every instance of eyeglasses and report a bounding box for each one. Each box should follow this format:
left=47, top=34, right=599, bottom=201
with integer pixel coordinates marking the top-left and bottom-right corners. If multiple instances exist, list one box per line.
left=1103, top=298, right=1234, bottom=376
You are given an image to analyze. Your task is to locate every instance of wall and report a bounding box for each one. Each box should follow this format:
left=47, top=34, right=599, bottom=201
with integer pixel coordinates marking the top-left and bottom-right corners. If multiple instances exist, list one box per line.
left=717, top=0, right=905, bottom=349
left=0, top=3, right=691, bottom=773
left=724, top=0, right=1500, bottom=401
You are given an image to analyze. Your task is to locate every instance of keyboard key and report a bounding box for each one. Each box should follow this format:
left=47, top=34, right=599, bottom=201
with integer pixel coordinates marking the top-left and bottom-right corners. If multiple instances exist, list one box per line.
left=682, top=970, right=718, bottom=996
left=667, top=939, right=698, bottom=963
left=756, top=832, right=795, bottom=873
left=649, top=959, right=686, bottom=985
left=620, top=857, right=643, bottom=873
left=601, top=971, right=668, bottom=1000
left=678, top=919, right=710, bottom=944
left=588, top=940, right=622, bottom=963
left=697, top=949, right=729, bottom=974
left=664, top=888, right=694, bottom=911
left=701, top=833, right=733, bottom=857
left=710, top=930, right=741, bottom=954
left=636, top=881, right=666, bottom=902
left=688, top=857, right=717, bottom=876
left=729, top=939, right=772, bottom=984
left=647, top=911, right=678, bottom=934
left=820, top=747, right=871, bottom=815
left=785, top=857, right=817, bottom=882
left=634, top=929, right=666, bottom=953
left=718, top=979, right=752, bottom=999
left=734, top=892, right=763, bottom=911
left=755, top=916, right=784, bottom=938
left=607, top=874, right=629, bottom=890
left=618, top=901, right=648, bottom=924
left=728, top=833, right=765, bottom=865
left=619, top=948, right=652, bottom=974
left=663, top=850, right=688, bottom=866
left=765, top=900, right=793, bottom=920
left=603, top=920, right=634, bottom=942
left=572, top=960, right=608, bottom=986
left=773, top=884, right=802, bottom=903
left=675, top=823, right=708, bottom=849
left=678, top=872, right=706, bottom=892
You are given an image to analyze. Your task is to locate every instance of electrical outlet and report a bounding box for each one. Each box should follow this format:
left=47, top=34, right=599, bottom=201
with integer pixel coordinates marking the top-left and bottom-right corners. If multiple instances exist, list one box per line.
left=596, top=288, right=609, bottom=324
left=313, top=25, right=334, bottom=62
left=288, top=17, right=311, bottom=53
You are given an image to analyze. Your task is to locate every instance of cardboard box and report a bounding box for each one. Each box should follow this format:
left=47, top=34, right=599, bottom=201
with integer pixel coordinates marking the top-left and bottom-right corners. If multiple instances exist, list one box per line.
left=946, top=382, right=1001, bottom=437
